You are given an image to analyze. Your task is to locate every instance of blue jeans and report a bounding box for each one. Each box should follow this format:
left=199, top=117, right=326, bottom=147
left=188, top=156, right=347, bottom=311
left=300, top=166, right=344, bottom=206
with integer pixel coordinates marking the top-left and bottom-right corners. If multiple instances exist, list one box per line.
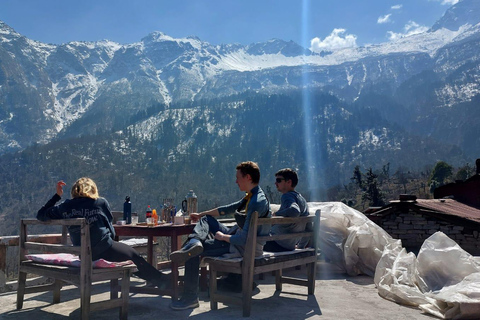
left=183, top=215, right=231, bottom=297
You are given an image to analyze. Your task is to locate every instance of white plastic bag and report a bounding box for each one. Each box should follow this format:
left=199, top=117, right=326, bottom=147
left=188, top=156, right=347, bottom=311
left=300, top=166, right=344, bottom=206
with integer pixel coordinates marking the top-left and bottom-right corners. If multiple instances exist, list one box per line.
left=281, top=201, right=480, bottom=319
left=375, top=231, right=480, bottom=319
left=308, top=202, right=397, bottom=276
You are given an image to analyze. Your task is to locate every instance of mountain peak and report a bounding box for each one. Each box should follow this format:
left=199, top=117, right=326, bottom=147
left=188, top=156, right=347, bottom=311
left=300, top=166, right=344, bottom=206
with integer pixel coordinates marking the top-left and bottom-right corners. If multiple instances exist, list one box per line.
left=431, top=0, right=480, bottom=32
left=141, top=31, right=173, bottom=43
left=0, top=20, right=22, bottom=40
left=140, top=31, right=206, bottom=51
left=246, top=38, right=311, bottom=57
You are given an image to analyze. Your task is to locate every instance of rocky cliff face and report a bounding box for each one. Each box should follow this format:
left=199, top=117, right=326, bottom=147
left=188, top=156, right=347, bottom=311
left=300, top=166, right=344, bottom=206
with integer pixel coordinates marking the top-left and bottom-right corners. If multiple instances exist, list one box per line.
left=0, top=1, right=479, bottom=162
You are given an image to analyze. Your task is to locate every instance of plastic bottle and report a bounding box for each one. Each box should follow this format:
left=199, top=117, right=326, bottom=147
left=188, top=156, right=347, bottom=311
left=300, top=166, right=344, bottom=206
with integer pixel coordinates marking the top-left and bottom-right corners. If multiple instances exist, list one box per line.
left=152, top=209, right=158, bottom=226
left=123, top=196, right=132, bottom=224
left=146, top=205, right=152, bottom=219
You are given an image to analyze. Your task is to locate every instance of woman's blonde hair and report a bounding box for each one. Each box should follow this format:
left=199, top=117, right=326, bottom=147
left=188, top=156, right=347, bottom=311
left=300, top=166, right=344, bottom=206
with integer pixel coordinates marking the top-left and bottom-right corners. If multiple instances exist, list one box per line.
left=71, top=177, right=99, bottom=199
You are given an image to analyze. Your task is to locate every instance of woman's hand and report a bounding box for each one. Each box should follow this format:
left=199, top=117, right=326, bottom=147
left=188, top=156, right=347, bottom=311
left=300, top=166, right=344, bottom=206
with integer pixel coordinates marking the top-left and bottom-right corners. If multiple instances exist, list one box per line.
left=56, top=181, right=66, bottom=197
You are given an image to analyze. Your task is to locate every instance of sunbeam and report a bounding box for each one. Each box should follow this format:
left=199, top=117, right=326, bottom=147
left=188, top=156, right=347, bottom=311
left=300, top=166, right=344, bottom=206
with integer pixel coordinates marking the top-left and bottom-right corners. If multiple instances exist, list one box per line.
left=301, top=0, right=321, bottom=200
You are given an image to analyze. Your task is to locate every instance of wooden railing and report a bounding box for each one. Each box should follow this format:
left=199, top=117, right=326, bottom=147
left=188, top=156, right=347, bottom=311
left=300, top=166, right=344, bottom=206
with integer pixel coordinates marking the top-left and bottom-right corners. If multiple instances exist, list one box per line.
left=0, top=234, right=63, bottom=292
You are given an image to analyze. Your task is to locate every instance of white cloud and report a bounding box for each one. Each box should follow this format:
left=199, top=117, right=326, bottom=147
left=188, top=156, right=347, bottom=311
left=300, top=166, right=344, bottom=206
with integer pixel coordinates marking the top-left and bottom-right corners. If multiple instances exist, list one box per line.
left=442, top=0, right=459, bottom=4
left=310, top=28, right=357, bottom=52
left=387, top=21, right=429, bottom=41
left=429, top=0, right=459, bottom=5
left=391, top=4, right=402, bottom=10
left=377, top=14, right=392, bottom=24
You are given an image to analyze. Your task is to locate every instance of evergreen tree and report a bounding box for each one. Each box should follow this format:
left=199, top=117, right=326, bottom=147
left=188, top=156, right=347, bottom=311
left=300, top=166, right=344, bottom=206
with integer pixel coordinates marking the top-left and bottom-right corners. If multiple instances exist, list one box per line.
left=362, top=168, right=385, bottom=207
left=394, top=166, right=409, bottom=194
left=351, top=165, right=364, bottom=190
left=455, top=163, right=474, bottom=181
left=429, top=161, right=453, bottom=187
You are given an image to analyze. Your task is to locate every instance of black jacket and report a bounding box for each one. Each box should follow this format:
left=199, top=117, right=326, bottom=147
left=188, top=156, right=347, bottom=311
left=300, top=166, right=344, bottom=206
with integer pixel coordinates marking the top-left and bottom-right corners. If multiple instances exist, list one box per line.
left=37, top=194, right=115, bottom=260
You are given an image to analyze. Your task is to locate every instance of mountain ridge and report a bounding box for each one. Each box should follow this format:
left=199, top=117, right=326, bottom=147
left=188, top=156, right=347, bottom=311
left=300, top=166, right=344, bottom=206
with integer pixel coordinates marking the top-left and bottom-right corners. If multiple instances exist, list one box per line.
left=2, top=2, right=480, bottom=235
left=0, top=1, right=479, bottom=161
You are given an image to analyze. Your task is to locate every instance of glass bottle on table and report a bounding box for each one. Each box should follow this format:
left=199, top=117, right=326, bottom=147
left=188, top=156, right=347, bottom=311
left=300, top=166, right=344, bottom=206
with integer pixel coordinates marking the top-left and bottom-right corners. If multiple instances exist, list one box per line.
left=186, top=190, right=198, bottom=214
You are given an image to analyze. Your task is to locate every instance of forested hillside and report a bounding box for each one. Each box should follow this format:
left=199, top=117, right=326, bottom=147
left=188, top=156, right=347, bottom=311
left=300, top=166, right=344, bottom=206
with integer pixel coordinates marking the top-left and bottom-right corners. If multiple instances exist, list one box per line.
left=329, top=160, right=477, bottom=211
left=0, top=92, right=471, bottom=236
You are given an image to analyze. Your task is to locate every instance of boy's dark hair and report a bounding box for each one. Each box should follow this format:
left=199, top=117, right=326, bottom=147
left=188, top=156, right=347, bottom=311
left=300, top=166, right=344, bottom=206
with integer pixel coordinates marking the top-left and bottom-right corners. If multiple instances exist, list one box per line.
left=236, top=161, right=261, bottom=184
left=275, top=168, right=299, bottom=187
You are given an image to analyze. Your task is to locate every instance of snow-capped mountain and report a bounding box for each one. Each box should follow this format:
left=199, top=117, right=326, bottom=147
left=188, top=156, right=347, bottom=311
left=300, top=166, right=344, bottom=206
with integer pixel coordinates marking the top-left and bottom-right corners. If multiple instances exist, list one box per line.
left=431, top=0, right=480, bottom=31
left=0, top=0, right=479, bottom=156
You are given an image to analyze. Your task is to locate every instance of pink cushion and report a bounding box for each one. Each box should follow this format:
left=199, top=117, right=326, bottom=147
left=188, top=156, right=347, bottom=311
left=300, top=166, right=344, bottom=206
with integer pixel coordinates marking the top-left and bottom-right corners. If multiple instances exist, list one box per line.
left=25, top=253, right=134, bottom=268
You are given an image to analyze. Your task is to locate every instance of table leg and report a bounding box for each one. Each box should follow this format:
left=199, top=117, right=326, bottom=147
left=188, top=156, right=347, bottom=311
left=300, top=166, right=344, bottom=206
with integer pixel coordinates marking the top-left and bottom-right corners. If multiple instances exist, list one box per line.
left=147, top=236, right=153, bottom=265
left=170, top=235, right=182, bottom=299
left=172, top=234, right=182, bottom=251
left=113, top=225, right=196, bottom=299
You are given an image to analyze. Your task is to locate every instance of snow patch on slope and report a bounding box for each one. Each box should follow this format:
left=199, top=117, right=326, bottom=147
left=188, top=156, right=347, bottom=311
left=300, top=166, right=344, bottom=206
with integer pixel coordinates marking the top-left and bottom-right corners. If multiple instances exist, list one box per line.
left=214, top=27, right=465, bottom=72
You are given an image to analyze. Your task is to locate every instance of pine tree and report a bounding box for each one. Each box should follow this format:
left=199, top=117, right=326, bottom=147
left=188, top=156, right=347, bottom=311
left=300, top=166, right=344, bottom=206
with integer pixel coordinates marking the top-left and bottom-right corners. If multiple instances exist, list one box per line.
left=351, top=165, right=364, bottom=190
left=362, top=168, right=385, bottom=207
left=429, top=161, right=453, bottom=187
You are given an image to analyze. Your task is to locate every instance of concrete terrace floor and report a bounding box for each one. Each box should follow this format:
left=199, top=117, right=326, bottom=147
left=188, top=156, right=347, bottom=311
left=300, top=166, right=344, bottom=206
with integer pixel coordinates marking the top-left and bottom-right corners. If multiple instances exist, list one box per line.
left=0, top=261, right=435, bottom=320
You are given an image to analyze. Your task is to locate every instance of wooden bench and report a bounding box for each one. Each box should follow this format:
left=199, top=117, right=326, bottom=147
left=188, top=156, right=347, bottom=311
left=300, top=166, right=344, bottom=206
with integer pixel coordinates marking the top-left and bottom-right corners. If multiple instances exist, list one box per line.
left=206, top=209, right=320, bottom=317
left=16, top=218, right=136, bottom=320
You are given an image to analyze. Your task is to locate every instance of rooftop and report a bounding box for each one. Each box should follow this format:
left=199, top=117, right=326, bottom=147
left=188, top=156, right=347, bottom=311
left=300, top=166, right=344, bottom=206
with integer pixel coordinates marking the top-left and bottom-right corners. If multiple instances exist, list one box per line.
left=0, top=261, right=433, bottom=320
left=415, top=198, right=480, bottom=223
left=371, top=197, right=480, bottom=224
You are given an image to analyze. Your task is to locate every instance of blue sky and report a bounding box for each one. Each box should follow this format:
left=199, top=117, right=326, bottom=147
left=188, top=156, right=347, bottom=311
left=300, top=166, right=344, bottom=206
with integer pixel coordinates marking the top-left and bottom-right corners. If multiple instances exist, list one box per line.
left=1, top=0, right=458, bottom=51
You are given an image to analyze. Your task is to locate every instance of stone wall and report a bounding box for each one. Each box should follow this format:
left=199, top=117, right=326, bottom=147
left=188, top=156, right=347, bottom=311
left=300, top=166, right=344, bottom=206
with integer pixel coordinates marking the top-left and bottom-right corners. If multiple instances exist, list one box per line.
left=378, top=210, right=480, bottom=255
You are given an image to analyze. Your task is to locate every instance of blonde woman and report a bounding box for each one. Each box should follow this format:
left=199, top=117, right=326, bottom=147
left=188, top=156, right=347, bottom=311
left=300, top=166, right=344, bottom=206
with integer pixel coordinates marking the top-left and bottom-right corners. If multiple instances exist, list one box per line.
left=37, top=177, right=169, bottom=289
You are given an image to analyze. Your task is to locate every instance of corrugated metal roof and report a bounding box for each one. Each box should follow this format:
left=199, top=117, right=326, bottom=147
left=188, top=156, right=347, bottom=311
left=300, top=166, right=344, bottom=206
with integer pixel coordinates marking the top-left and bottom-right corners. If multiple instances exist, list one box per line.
left=414, top=199, right=480, bottom=224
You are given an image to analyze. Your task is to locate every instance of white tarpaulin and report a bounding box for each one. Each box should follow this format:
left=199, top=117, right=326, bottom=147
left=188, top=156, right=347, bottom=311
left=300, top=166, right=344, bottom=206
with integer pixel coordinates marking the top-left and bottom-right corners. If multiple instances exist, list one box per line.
left=307, top=202, right=480, bottom=319
left=307, top=202, right=398, bottom=276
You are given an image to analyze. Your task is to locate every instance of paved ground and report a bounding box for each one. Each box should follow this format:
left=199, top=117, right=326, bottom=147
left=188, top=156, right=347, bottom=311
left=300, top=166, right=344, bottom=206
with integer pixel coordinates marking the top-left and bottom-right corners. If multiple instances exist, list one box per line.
left=0, top=261, right=435, bottom=320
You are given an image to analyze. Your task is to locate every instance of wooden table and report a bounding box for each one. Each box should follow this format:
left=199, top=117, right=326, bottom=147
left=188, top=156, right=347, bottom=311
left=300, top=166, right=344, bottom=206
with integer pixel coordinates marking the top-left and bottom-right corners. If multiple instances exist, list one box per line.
left=114, top=222, right=195, bottom=299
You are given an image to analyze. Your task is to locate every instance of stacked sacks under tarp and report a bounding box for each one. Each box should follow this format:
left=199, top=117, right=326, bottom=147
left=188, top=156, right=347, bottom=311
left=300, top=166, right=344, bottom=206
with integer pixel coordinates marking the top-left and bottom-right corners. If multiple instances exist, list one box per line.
left=307, top=201, right=398, bottom=276
left=307, top=201, right=480, bottom=319
left=375, top=232, right=480, bottom=319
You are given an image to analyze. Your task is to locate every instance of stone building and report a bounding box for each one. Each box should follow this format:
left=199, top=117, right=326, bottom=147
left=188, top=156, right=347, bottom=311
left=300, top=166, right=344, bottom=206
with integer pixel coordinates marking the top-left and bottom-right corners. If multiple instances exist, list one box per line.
left=366, top=195, right=480, bottom=254
left=367, top=159, right=480, bottom=254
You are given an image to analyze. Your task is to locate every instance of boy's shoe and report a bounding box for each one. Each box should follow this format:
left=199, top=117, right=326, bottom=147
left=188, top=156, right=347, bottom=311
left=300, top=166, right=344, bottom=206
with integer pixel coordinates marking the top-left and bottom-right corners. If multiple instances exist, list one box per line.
left=170, top=241, right=203, bottom=263
left=134, top=271, right=171, bottom=290
left=170, top=296, right=200, bottom=310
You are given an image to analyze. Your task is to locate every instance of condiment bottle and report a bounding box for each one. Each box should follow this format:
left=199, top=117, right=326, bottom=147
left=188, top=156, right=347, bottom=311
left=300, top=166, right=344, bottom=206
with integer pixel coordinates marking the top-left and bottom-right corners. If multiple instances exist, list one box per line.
left=146, top=205, right=152, bottom=220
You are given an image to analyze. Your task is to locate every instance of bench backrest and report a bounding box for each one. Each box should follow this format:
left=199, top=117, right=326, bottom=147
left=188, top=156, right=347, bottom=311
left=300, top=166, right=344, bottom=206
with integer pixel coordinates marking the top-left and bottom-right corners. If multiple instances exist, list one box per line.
left=241, top=210, right=321, bottom=274
left=19, top=218, right=93, bottom=272
left=17, top=218, right=135, bottom=319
